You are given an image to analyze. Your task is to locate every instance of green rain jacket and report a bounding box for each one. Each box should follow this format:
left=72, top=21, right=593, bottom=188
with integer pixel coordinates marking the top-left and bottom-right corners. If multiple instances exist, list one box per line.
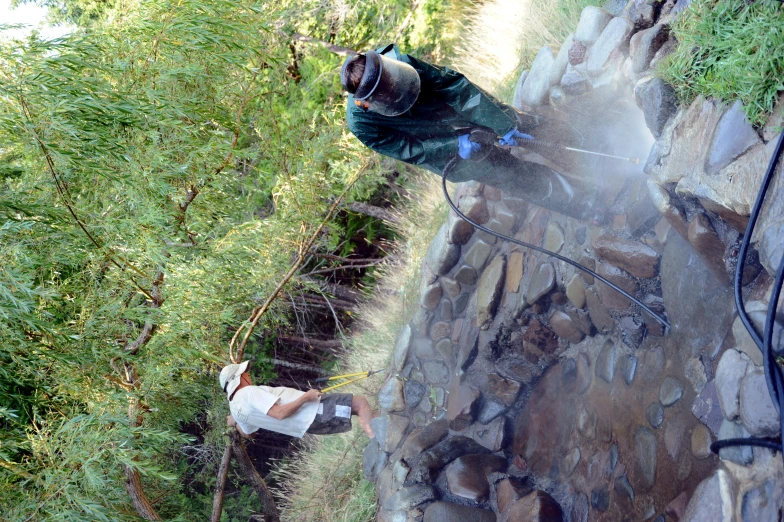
left=346, top=44, right=520, bottom=182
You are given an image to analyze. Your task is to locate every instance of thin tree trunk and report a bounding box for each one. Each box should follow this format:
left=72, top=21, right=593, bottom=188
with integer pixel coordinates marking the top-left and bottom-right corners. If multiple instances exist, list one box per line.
left=124, top=399, right=162, bottom=521
left=300, top=277, right=364, bottom=303
left=210, top=443, right=233, bottom=522
left=290, top=33, right=357, bottom=57
left=230, top=431, right=280, bottom=522
left=297, top=294, right=355, bottom=311
left=125, top=466, right=162, bottom=521
left=277, top=334, right=344, bottom=350
left=347, top=201, right=401, bottom=226
left=393, top=0, right=424, bottom=43
left=257, top=357, right=329, bottom=375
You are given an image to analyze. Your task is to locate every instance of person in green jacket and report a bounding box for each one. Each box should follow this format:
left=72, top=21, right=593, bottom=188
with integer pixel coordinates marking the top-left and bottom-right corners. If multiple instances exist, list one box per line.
left=340, top=44, right=608, bottom=222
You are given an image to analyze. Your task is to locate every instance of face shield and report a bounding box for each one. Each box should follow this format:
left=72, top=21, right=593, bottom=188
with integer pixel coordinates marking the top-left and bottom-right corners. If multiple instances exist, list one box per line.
left=341, top=51, right=421, bottom=116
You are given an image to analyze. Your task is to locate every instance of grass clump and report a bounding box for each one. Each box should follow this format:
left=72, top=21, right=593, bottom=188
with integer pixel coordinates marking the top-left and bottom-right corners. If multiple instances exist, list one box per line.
left=659, top=0, right=784, bottom=126
left=271, top=175, right=448, bottom=522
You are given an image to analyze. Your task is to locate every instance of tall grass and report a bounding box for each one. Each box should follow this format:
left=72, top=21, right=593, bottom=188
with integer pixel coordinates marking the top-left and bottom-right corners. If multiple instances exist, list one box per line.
left=448, top=0, right=604, bottom=99
left=658, top=0, right=784, bottom=126
left=272, top=175, right=448, bottom=522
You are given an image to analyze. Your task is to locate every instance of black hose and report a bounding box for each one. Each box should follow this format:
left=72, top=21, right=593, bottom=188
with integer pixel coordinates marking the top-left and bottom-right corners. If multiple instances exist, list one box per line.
left=440, top=156, right=671, bottom=330
left=709, top=130, right=784, bottom=461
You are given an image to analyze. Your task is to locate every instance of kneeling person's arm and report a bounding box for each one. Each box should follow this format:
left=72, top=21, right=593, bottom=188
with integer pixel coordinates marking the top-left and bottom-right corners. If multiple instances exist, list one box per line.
left=267, top=389, right=322, bottom=420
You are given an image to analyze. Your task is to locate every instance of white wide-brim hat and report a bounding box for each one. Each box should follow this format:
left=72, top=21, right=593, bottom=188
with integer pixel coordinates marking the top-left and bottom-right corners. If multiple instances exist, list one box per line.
left=219, top=360, right=249, bottom=398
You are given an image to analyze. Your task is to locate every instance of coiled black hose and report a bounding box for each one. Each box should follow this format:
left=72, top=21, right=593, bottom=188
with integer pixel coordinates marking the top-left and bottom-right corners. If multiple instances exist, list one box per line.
left=440, top=155, right=671, bottom=330
left=710, top=129, right=784, bottom=462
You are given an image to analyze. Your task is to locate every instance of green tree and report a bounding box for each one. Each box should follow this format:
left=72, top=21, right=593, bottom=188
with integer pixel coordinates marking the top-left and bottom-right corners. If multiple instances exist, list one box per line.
left=0, top=0, right=383, bottom=517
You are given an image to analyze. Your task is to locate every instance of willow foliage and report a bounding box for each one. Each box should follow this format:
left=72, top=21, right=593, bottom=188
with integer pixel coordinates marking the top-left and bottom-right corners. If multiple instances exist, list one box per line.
left=0, top=0, right=388, bottom=517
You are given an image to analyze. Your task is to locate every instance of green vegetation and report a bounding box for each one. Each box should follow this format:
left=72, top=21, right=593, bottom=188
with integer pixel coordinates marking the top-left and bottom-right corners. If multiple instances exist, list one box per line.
left=659, top=0, right=784, bottom=126
left=0, top=0, right=456, bottom=518
left=273, top=177, right=447, bottom=522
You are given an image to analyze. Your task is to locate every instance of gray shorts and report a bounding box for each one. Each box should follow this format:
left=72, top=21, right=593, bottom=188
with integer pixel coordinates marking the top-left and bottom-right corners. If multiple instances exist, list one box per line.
left=307, top=393, right=353, bottom=435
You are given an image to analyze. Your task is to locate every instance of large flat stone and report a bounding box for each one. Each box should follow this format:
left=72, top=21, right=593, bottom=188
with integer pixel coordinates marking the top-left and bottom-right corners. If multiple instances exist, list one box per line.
left=447, top=210, right=475, bottom=245
left=500, top=490, right=564, bottom=522
left=741, top=480, right=779, bottom=522
left=524, top=262, right=555, bottom=306
left=550, top=310, right=585, bottom=344
left=561, top=70, right=590, bottom=95
left=732, top=315, right=763, bottom=366
left=687, top=213, right=730, bottom=285
left=597, top=262, right=639, bottom=310
left=739, top=370, right=781, bottom=437
left=363, top=437, right=386, bottom=481
left=472, top=416, right=507, bottom=452
left=465, top=240, right=493, bottom=270
left=544, top=222, right=565, bottom=253
left=424, top=360, right=450, bottom=384
left=585, top=286, right=614, bottom=333
left=477, top=255, right=506, bottom=328
left=382, top=484, right=436, bottom=512
left=496, top=478, right=533, bottom=514
left=752, top=133, right=784, bottom=276
left=393, top=325, right=412, bottom=370
left=487, top=373, right=521, bottom=405
left=660, top=229, right=734, bottom=358
left=595, top=339, right=617, bottom=383
left=445, top=454, right=507, bottom=502
left=717, top=419, right=753, bottom=465
left=630, top=23, right=670, bottom=73
left=586, top=17, right=633, bottom=76
left=566, top=274, right=586, bottom=309
left=575, top=6, right=612, bottom=44
left=550, top=33, right=574, bottom=86
left=634, top=426, right=657, bottom=492
left=653, top=97, right=724, bottom=185
left=424, top=502, right=496, bottom=522
left=691, top=380, right=724, bottom=436
left=371, top=414, right=410, bottom=453
left=424, top=224, right=460, bottom=276
left=682, top=471, right=734, bottom=522
left=592, top=233, right=660, bottom=278
left=715, top=348, right=751, bottom=421
left=458, top=195, right=490, bottom=225
left=447, top=382, right=481, bottom=431
left=706, top=100, right=762, bottom=174
left=506, top=251, right=524, bottom=293
left=512, top=71, right=529, bottom=111
left=400, top=419, right=449, bottom=461
left=659, top=376, right=684, bottom=407
left=379, top=377, right=406, bottom=412
left=521, top=47, right=556, bottom=107
left=678, top=129, right=779, bottom=233
left=406, top=436, right=490, bottom=485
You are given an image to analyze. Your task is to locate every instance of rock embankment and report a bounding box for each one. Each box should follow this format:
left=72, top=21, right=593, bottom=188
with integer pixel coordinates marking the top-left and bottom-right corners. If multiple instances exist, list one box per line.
left=367, top=0, right=784, bottom=520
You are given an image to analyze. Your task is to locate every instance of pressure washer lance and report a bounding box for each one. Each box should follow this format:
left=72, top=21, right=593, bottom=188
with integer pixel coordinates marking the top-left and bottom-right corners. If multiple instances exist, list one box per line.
left=441, top=140, right=670, bottom=331
left=314, top=369, right=383, bottom=393
left=517, top=137, right=641, bottom=165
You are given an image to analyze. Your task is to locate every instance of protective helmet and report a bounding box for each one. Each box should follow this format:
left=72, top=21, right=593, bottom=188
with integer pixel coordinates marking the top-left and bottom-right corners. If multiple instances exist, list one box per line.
left=341, top=51, right=421, bottom=116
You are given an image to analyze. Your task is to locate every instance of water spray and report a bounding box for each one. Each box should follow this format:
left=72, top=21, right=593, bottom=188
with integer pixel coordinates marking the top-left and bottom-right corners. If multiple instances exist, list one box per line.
left=440, top=153, right=670, bottom=330
left=514, top=137, right=641, bottom=165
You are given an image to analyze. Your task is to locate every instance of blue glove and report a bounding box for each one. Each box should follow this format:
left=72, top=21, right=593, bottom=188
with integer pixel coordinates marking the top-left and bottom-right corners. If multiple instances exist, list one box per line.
left=458, top=134, right=482, bottom=160
left=499, top=129, right=534, bottom=147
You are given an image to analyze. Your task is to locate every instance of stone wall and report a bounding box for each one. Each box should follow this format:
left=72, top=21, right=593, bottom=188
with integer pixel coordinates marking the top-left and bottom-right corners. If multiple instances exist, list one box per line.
left=366, top=0, right=784, bottom=521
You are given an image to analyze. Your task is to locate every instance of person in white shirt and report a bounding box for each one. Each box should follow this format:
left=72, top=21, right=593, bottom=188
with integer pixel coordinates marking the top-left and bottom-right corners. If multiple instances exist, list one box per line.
left=221, top=361, right=375, bottom=439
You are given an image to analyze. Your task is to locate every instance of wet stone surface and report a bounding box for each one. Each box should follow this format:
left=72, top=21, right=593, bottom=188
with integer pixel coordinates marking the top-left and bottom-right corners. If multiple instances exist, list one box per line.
left=368, top=6, right=784, bottom=518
